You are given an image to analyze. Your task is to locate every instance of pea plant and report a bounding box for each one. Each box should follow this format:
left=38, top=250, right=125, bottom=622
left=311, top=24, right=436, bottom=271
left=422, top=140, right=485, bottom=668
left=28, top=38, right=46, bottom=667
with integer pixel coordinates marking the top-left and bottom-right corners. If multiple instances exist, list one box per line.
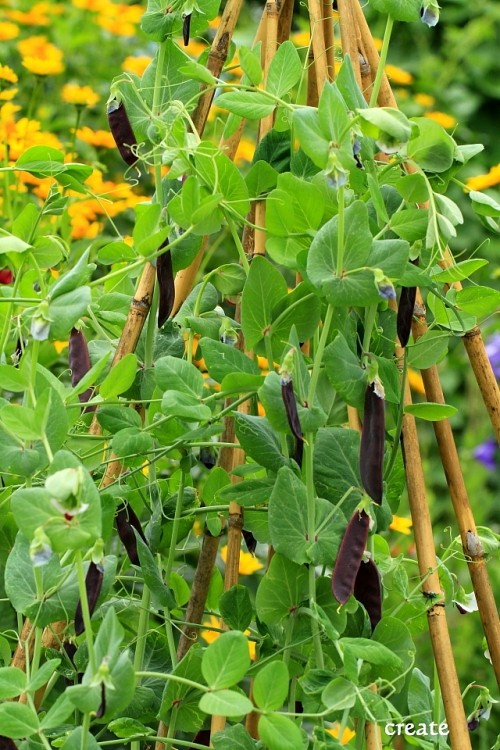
left=1, top=0, right=500, bottom=749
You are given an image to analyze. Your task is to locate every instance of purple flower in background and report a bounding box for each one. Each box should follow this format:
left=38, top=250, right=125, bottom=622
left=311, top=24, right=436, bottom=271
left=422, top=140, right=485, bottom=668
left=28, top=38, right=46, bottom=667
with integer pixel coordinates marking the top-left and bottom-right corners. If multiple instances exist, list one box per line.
left=473, top=438, right=497, bottom=471
left=420, top=0, right=440, bottom=26
left=485, top=333, right=500, bottom=379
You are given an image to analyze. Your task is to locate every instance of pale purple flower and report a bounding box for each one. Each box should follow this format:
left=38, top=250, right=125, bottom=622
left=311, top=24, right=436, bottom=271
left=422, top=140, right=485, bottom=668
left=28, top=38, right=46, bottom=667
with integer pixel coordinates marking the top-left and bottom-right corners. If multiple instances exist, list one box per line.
left=473, top=438, right=497, bottom=471
left=485, top=333, right=500, bottom=379
left=420, top=0, right=440, bottom=26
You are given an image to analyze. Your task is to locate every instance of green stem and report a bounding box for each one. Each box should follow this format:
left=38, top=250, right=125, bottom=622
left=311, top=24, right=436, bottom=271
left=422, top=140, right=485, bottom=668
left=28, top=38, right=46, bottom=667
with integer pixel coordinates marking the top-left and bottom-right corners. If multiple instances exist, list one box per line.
left=135, top=671, right=209, bottom=692
left=361, top=303, right=378, bottom=365
left=226, top=214, right=250, bottom=274
left=264, top=332, right=275, bottom=374
left=81, top=712, right=91, bottom=750
left=304, top=434, right=324, bottom=669
left=336, top=184, right=345, bottom=277
left=75, top=550, right=96, bottom=675
left=307, top=304, right=334, bottom=406
left=369, top=15, right=395, bottom=107
left=164, top=469, right=185, bottom=584
left=152, top=41, right=168, bottom=207
left=145, top=284, right=159, bottom=369
left=385, top=350, right=408, bottom=479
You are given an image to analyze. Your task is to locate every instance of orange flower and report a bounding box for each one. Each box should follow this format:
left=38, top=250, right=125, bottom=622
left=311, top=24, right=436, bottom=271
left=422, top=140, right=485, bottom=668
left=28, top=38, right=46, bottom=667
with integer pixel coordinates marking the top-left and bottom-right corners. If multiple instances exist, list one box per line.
left=234, top=138, right=255, bottom=165
left=385, top=64, right=413, bottom=86
left=414, top=92, right=435, bottom=109
left=291, top=30, right=310, bottom=47
left=408, top=368, right=425, bottom=395
left=184, top=39, right=208, bottom=59
left=122, top=55, right=152, bottom=77
left=466, top=164, right=500, bottom=192
left=389, top=515, right=413, bottom=535
left=96, top=3, right=142, bottom=37
left=201, top=615, right=256, bottom=660
left=18, top=35, right=64, bottom=76
left=76, top=126, right=115, bottom=149
left=0, top=103, right=62, bottom=161
left=62, top=83, right=100, bottom=107
left=0, top=66, right=18, bottom=85
left=326, top=724, right=356, bottom=745
left=0, top=22, right=20, bottom=41
left=220, top=544, right=263, bottom=576
left=424, top=111, right=456, bottom=129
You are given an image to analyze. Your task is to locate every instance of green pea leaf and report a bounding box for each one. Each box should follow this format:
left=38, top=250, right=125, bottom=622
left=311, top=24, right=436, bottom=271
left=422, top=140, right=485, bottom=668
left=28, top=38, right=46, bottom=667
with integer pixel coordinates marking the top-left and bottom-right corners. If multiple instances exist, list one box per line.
left=404, top=402, right=457, bottom=421
left=201, top=631, right=251, bottom=690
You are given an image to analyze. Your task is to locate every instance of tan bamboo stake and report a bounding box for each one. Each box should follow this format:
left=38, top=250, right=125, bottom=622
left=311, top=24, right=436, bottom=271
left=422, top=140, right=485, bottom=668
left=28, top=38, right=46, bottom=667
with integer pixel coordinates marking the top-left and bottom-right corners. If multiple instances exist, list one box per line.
left=337, top=0, right=362, bottom=88
left=410, top=298, right=500, bottom=689
left=308, top=0, right=329, bottom=94
left=277, top=0, right=295, bottom=44
left=399, top=364, right=472, bottom=749
left=307, top=46, right=319, bottom=108
left=322, top=0, right=336, bottom=81
left=355, top=0, right=500, bottom=443
left=352, top=0, right=396, bottom=108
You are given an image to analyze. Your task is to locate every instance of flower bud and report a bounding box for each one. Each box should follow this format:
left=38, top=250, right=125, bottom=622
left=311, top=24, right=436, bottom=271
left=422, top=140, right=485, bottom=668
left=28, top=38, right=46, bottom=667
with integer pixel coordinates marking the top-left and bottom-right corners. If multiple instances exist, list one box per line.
left=30, top=527, right=53, bottom=567
left=420, top=0, right=440, bottom=27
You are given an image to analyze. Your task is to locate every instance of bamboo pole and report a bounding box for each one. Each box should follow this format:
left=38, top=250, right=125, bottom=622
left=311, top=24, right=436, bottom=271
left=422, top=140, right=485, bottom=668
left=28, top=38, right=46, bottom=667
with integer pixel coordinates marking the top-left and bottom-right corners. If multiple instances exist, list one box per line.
left=322, top=0, right=336, bottom=81
left=411, top=301, right=500, bottom=689
left=354, top=0, right=500, bottom=442
left=337, top=0, right=362, bottom=87
left=400, top=368, right=472, bottom=749
left=308, top=0, right=329, bottom=94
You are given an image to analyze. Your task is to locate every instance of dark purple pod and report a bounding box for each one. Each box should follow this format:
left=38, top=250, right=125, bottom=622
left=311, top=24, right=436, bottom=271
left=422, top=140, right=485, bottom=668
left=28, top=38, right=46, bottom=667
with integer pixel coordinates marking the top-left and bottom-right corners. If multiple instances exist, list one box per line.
left=96, top=683, right=106, bottom=719
left=192, top=730, right=210, bottom=746
left=182, top=13, right=192, bottom=46
left=360, top=384, right=385, bottom=504
left=242, top=528, right=257, bottom=555
left=332, top=509, right=370, bottom=605
left=354, top=558, right=382, bottom=631
left=157, top=240, right=175, bottom=328
left=397, top=286, right=417, bottom=348
left=281, top=378, right=304, bottom=466
left=74, top=561, right=105, bottom=637
left=107, top=100, right=138, bottom=167
left=69, top=328, right=95, bottom=410
left=0, top=738, right=18, bottom=750
left=115, top=502, right=147, bottom=565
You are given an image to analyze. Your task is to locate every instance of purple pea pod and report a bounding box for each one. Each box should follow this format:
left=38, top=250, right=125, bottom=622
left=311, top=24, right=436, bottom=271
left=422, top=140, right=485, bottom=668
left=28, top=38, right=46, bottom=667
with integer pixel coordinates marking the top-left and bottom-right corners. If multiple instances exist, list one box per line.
left=0, top=738, right=18, bottom=750
left=242, top=528, right=257, bottom=555
left=360, top=383, right=385, bottom=504
left=74, top=561, right=105, bottom=637
left=69, top=328, right=95, bottom=411
left=332, top=509, right=370, bottom=604
left=182, top=13, right=192, bottom=46
left=157, top=239, right=175, bottom=328
left=96, top=683, right=106, bottom=719
left=115, top=501, right=147, bottom=565
left=354, top=558, right=382, bottom=631
left=107, top=100, right=138, bottom=167
left=281, top=377, right=304, bottom=466
left=397, top=286, right=417, bottom=348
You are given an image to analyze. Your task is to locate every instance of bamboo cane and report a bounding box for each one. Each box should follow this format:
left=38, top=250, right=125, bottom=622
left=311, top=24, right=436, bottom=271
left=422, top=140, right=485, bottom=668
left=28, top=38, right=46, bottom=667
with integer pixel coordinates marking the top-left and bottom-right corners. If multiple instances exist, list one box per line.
left=410, top=300, right=500, bottom=689
left=307, top=46, right=320, bottom=108
left=322, top=0, right=336, bottom=81
left=354, top=0, right=500, bottom=443
left=308, top=0, right=329, bottom=94
left=400, top=369, right=472, bottom=749
left=337, top=0, right=362, bottom=88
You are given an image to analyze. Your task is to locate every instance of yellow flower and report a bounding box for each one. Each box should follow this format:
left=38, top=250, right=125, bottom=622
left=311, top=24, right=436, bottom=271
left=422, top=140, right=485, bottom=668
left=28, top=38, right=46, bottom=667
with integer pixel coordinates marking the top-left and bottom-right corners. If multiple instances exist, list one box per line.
left=6, top=2, right=53, bottom=26
left=389, top=515, right=413, bottom=535
left=184, top=39, right=208, bottom=59
left=208, top=15, right=221, bottom=29
left=53, top=341, right=68, bottom=354
left=122, top=55, right=152, bottom=77
left=385, top=64, right=413, bottom=86
left=0, top=66, right=18, bottom=85
left=62, top=83, right=100, bottom=107
left=76, top=126, right=115, bottom=148
left=96, top=3, right=142, bottom=37
left=425, top=111, right=456, bottom=129
left=0, top=22, right=20, bottom=41
left=18, top=35, right=64, bottom=76
left=408, top=368, right=425, bottom=395
left=0, top=103, right=62, bottom=161
left=326, top=724, right=356, bottom=745
left=291, top=30, right=310, bottom=47
left=466, top=164, right=500, bottom=192
left=373, top=37, right=383, bottom=51
left=234, top=138, right=255, bottom=165
left=0, top=89, right=18, bottom=101
left=414, top=92, right=435, bottom=109
left=220, top=545, right=264, bottom=576
left=201, top=615, right=256, bottom=660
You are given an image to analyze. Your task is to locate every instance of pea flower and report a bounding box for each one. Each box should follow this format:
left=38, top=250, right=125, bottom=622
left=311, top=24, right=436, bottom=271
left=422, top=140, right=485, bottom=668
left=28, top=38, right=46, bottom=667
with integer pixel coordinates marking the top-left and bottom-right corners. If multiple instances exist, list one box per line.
left=420, top=0, right=440, bottom=27
left=485, top=332, right=500, bottom=378
left=473, top=438, right=497, bottom=471
left=31, top=301, right=51, bottom=341
left=30, top=527, right=53, bottom=567
left=374, top=269, right=396, bottom=300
